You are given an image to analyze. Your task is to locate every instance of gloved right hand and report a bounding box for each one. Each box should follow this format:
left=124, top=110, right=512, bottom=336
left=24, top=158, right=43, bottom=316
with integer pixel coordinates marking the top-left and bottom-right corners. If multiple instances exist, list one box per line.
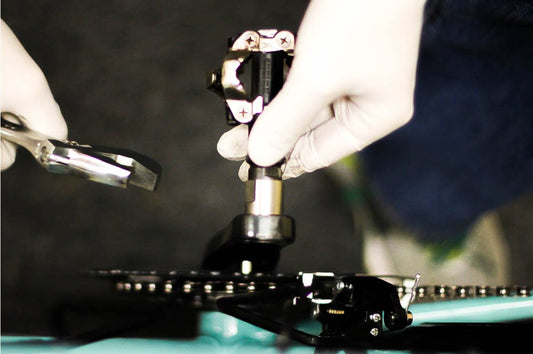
left=1, top=19, right=67, bottom=170
left=217, top=0, right=426, bottom=181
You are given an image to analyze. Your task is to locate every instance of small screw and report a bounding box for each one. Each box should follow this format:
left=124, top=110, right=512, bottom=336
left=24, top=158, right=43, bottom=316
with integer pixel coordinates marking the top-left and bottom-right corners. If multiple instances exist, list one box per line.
left=245, top=35, right=256, bottom=48
left=279, top=36, right=290, bottom=47
left=369, top=313, right=381, bottom=322
left=370, top=328, right=379, bottom=337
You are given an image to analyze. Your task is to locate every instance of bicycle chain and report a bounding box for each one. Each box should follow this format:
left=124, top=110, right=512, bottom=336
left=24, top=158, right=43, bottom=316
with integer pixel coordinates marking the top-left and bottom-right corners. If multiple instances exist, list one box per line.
left=90, top=269, right=531, bottom=306
left=401, top=284, right=531, bottom=302
left=90, top=269, right=297, bottom=308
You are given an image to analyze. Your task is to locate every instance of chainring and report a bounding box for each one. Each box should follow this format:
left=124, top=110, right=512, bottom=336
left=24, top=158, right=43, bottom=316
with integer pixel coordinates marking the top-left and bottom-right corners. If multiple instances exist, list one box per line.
left=89, top=269, right=531, bottom=309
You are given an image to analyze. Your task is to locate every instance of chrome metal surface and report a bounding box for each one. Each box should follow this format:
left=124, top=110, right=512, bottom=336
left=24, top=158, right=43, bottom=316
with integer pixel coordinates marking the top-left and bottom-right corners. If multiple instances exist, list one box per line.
left=245, top=177, right=283, bottom=215
left=1, top=112, right=161, bottom=190
left=213, top=29, right=294, bottom=124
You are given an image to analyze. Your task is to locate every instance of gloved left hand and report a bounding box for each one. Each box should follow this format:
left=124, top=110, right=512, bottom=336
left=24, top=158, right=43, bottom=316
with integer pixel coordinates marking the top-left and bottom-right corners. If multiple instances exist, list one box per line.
left=1, top=19, right=68, bottom=170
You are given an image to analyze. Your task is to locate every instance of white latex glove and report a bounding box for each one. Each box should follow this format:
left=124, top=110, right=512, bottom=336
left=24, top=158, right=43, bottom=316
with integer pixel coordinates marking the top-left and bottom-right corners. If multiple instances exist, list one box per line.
left=1, top=19, right=68, bottom=170
left=217, top=0, right=426, bottom=180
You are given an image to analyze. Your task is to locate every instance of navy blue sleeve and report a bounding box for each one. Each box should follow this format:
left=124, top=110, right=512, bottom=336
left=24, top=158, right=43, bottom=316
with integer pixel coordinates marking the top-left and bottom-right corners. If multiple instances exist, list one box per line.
left=360, top=0, right=533, bottom=240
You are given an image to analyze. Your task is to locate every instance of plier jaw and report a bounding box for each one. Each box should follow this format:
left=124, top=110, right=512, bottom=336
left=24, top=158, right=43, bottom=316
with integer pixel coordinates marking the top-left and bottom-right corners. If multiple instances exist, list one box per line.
left=1, top=112, right=161, bottom=191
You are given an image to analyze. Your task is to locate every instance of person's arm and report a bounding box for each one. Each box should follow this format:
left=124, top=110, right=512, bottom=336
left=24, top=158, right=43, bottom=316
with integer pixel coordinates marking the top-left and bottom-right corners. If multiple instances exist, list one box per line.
left=1, top=19, right=68, bottom=170
left=217, top=0, right=426, bottom=180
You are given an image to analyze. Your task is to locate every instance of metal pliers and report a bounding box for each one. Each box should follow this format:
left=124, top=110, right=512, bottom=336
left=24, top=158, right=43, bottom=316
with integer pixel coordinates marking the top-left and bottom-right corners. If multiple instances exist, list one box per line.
left=1, top=112, right=161, bottom=191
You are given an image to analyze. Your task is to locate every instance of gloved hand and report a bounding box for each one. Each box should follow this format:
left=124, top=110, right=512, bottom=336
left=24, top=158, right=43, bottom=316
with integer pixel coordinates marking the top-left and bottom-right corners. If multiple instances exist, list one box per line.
left=217, top=0, right=426, bottom=180
left=1, top=19, right=67, bottom=170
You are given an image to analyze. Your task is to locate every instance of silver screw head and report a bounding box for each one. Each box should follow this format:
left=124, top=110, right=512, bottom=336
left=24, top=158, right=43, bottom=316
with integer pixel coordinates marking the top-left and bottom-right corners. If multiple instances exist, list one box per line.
left=275, top=30, right=293, bottom=49
left=279, top=36, right=290, bottom=47
left=370, top=327, right=380, bottom=337
left=243, top=32, right=258, bottom=49
left=370, top=313, right=381, bottom=322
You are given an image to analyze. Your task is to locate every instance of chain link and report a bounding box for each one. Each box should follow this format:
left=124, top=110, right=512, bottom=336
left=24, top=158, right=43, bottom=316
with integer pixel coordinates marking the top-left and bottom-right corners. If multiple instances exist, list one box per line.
left=402, top=284, right=531, bottom=302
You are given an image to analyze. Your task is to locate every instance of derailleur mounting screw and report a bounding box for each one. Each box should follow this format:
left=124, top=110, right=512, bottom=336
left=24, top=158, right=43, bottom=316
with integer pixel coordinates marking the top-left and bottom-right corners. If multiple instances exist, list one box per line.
left=369, top=313, right=381, bottom=322
left=370, top=327, right=380, bottom=337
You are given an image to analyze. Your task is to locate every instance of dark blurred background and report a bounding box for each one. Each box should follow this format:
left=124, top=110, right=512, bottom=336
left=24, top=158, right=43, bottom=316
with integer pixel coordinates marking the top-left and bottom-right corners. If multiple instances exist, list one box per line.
left=1, top=0, right=361, bottom=335
left=2, top=0, right=532, bottom=338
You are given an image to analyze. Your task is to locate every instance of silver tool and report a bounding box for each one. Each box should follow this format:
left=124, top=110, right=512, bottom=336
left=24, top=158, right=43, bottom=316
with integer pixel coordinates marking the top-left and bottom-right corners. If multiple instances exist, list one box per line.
left=1, top=112, right=161, bottom=191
